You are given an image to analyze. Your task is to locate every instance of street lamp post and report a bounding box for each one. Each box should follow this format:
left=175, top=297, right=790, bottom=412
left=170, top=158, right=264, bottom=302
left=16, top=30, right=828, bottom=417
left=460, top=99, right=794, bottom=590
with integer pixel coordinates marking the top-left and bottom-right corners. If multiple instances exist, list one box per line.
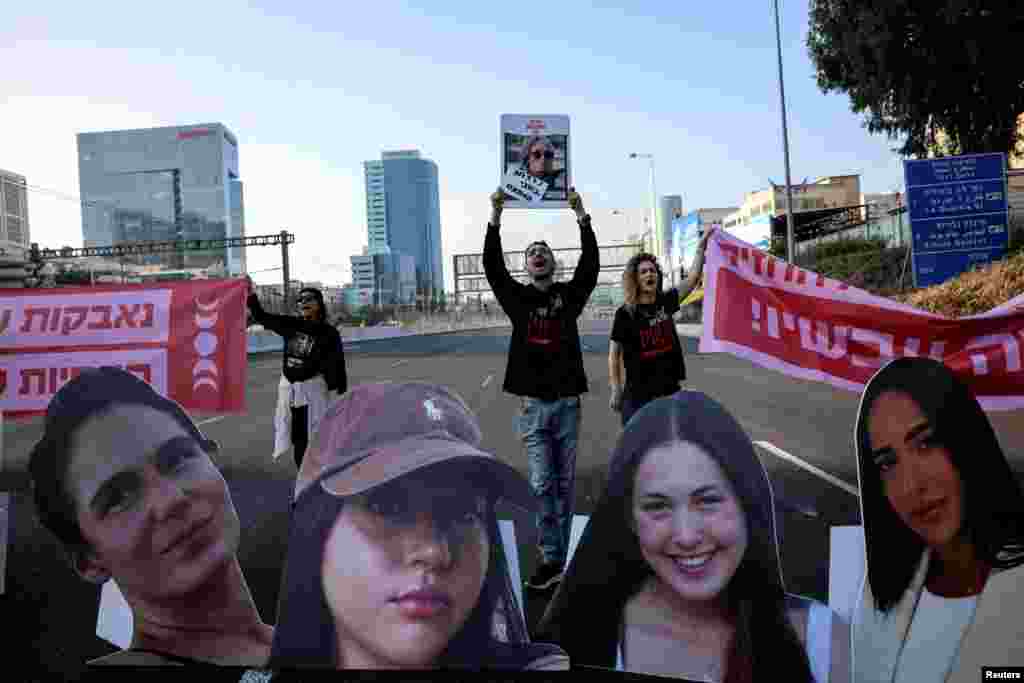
left=774, top=0, right=797, bottom=262
left=629, top=153, right=660, bottom=265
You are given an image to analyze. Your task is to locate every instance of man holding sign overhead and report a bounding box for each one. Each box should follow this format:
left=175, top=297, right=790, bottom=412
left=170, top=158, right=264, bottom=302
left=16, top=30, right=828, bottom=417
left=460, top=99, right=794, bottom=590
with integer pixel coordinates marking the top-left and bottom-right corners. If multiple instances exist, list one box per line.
left=500, top=114, right=571, bottom=206
left=484, top=186, right=599, bottom=593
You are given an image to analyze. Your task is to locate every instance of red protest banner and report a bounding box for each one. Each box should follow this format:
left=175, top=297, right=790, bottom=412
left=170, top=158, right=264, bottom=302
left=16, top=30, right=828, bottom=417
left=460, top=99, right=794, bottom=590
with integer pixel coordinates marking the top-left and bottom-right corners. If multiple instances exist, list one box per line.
left=0, top=279, right=248, bottom=418
left=699, top=232, right=1024, bottom=410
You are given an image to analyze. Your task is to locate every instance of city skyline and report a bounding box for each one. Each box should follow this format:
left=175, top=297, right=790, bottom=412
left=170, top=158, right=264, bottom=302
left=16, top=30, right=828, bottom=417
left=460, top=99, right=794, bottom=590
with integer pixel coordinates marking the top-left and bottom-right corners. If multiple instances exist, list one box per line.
left=2, top=2, right=912, bottom=292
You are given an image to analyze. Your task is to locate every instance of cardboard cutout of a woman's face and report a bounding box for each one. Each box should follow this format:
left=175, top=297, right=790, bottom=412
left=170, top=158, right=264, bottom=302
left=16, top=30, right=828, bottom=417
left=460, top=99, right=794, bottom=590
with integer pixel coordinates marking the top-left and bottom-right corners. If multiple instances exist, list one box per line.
left=67, top=404, right=240, bottom=599
left=320, top=475, right=490, bottom=669
left=632, top=441, right=749, bottom=605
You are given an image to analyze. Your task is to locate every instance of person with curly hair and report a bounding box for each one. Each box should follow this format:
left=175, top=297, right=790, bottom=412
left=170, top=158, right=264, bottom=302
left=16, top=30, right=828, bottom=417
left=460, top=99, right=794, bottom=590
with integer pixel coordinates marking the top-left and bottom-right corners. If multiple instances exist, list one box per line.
left=609, top=228, right=714, bottom=426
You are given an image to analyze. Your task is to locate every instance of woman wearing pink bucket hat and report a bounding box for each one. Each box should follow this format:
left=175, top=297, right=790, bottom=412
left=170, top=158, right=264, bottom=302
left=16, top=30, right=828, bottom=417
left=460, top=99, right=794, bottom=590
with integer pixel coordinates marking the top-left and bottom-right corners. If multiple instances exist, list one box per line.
left=267, top=382, right=569, bottom=673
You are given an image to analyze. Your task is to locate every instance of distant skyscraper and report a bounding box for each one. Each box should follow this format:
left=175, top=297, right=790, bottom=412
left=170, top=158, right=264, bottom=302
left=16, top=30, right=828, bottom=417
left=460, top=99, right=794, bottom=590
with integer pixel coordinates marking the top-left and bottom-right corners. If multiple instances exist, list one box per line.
left=0, top=169, right=29, bottom=257
left=659, top=195, right=683, bottom=279
left=77, top=123, right=245, bottom=274
left=362, top=150, right=444, bottom=297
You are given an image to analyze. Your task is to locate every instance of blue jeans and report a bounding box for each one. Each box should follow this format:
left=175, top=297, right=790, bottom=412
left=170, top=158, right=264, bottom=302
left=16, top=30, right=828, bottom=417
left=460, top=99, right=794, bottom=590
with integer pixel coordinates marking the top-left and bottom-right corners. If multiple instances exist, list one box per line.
left=516, top=396, right=581, bottom=567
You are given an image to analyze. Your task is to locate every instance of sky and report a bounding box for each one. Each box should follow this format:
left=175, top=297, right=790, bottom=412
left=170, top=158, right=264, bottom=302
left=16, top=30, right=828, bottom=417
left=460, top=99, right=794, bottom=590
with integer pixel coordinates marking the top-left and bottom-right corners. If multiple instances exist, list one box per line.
left=0, top=0, right=909, bottom=290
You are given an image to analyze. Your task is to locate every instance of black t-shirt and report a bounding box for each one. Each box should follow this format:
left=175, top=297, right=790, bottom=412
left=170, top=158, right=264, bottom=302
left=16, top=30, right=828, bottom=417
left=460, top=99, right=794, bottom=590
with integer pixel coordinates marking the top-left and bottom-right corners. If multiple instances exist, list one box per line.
left=611, top=289, right=686, bottom=401
left=247, top=294, right=347, bottom=391
left=483, top=218, right=600, bottom=401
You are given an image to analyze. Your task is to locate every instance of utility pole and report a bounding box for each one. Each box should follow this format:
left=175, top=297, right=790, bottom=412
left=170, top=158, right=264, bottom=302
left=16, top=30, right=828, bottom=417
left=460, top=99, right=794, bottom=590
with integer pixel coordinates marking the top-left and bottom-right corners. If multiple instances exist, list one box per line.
left=280, top=229, right=291, bottom=310
left=774, top=0, right=797, bottom=262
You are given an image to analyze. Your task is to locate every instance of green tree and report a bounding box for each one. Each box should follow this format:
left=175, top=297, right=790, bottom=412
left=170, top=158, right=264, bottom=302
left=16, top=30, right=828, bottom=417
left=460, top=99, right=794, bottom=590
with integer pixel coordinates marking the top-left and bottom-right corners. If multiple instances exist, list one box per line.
left=807, top=1, right=1024, bottom=159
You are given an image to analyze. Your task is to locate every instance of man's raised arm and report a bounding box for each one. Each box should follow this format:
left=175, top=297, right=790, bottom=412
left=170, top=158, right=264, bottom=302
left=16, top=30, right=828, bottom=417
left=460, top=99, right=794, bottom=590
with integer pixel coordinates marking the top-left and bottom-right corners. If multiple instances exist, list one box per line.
left=483, top=188, right=522, bottom=313
left=567, top=188, right=599, bottom=301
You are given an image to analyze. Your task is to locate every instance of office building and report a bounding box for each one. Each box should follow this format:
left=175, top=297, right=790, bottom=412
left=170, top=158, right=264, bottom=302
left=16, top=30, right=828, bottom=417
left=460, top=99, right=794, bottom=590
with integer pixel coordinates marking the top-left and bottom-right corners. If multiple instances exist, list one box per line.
left=362, top=150, right=444, bottom=298
left=77, top=123, right=246, bottom=274
left=659, top=195, right=682, bottom=263
left=671, top=208, right=737, bottom=273
left=350, top=252, right=375, bottom=305
left=349, top=250, right=416, bottom=308
left=343, top=284, right=371, bottom=309
left=722, top=175, right=863, bottom=247
left=0, top=169, right=29, bottom=257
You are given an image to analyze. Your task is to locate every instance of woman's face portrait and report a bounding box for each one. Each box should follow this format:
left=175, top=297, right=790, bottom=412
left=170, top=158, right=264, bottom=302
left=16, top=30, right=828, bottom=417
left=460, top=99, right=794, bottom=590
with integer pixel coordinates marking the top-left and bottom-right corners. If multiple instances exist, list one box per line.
left=320, top=475, right=490, bottom=669
left=867, top=390, right=965, bottom=550
left=66, top=404, right=240, bottom=599
left=631, top=441, right=748, bottom=604
left=526, top=139, right=554, bottom=178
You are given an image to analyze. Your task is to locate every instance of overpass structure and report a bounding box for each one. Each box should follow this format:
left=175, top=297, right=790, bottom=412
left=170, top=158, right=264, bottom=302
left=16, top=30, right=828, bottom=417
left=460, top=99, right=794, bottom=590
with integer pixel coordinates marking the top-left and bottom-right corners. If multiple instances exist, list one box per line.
left=24, top=231, right=300, bottom=305
left=453, top=242, right=643, bottom=307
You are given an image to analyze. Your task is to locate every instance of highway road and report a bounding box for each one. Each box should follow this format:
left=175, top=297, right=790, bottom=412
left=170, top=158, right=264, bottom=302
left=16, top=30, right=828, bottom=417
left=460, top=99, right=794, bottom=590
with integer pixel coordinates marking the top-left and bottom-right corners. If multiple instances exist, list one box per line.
left=4, top=322, right=1023, bottom=679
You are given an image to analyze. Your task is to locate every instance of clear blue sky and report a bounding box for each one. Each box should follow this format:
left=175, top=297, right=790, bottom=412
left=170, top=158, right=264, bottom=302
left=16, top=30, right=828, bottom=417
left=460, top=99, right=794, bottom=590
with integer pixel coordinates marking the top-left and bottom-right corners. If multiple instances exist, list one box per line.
left=1, top=0, right=907, bottom=289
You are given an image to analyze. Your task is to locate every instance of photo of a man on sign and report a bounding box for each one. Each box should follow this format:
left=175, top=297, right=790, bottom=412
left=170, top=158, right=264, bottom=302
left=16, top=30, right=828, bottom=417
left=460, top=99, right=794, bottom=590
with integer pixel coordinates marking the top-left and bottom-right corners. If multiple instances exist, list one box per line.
left=500, top=114, right=571, bottom=208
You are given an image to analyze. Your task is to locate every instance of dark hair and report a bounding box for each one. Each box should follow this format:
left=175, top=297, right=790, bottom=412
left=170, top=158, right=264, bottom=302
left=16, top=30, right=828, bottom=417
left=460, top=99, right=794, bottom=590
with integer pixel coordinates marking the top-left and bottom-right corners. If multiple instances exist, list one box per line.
left=536, top=391, right=814, bottom=683
left=28, top=367, right=218, bottom=554
left=298, top=287, right=328, bottom=323
left=622, top=253, right=664, bottom=310
left=855, top=357, right=1024, bottom=612
left=268, top=462, right=527, bottom=670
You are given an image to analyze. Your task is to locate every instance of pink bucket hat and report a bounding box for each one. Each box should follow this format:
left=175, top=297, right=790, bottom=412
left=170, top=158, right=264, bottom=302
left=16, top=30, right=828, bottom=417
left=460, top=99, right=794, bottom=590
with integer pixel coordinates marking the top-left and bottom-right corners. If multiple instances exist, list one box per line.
left=294, top=381, right=534, bottom=511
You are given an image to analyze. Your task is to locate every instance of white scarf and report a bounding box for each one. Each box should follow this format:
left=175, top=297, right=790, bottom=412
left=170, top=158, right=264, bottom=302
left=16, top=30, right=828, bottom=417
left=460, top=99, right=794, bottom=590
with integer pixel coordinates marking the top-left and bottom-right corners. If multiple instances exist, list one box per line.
left=272, top=374, right=331, bottom=461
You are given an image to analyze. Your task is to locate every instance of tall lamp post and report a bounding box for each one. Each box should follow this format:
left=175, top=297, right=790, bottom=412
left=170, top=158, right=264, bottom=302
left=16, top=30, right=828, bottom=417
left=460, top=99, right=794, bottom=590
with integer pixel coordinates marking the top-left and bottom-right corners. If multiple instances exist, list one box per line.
left=774, top=0, right=797, bottom=262
left=629, top=153, right=660, bottom=266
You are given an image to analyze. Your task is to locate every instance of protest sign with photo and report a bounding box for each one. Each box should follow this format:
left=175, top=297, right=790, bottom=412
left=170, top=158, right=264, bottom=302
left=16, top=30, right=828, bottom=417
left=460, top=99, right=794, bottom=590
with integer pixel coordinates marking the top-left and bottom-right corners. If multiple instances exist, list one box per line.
left=699, top=230, right=1024, bottom=410
left=499, top=114, right=571, bottom=209
left=0, top=279, right=248, bottom=417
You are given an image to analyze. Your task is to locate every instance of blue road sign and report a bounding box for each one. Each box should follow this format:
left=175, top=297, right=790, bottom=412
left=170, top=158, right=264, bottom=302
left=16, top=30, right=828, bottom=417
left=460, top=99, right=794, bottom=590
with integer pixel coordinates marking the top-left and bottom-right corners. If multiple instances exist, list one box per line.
left=904, top=153, right=1008, bottom=288
left=904, top=153, right=1006, bottom=187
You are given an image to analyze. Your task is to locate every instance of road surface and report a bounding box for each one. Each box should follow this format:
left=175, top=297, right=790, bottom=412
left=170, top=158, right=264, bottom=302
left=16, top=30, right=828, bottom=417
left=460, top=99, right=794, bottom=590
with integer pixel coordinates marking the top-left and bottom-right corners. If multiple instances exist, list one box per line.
left=4, top=322, right=1023, bottom=678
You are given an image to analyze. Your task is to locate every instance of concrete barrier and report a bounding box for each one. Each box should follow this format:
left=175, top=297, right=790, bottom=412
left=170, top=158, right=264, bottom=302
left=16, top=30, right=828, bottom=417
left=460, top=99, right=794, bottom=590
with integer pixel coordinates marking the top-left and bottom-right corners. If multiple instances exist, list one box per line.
left=245, top=322, right=697, bottom=353
left=246, top=330, right=283, bottom=354
left=246, top=320, right=512, bottom=354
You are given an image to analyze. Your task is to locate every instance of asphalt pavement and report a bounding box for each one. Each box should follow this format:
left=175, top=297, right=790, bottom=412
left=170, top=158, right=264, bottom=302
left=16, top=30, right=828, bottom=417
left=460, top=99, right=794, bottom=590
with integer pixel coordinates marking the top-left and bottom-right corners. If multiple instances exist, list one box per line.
left=4, top=322, right=1024, bottom=680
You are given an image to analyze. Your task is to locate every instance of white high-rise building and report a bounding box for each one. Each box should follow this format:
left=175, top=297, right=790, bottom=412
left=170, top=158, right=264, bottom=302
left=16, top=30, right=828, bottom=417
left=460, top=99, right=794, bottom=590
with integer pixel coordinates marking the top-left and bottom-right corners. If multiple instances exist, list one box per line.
left=0, top=169, right=29, bottom=257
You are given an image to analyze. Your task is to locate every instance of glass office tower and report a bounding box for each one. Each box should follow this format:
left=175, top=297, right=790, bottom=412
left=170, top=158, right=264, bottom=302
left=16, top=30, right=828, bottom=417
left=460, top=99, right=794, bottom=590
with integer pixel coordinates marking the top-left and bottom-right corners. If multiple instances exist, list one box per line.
left=77, top=123, right=245, bottom=274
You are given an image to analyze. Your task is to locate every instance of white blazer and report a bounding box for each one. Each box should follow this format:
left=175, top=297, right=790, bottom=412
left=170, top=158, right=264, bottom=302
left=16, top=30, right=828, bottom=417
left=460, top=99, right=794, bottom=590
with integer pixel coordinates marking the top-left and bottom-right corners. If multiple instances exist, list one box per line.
left=852, top=549, right=1024, bottom=683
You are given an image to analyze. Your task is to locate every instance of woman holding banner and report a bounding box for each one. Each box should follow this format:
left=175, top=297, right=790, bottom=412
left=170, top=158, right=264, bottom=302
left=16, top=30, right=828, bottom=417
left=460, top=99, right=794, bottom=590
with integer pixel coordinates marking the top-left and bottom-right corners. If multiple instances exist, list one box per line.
left=851, top=357, right=1024, bottom=682
left=245, top=276, right=347, bottom=470
left=267, top=382, right=570, bottom=674
left=609, top=228, right=714, bottom=426
left=27, top=367, right=274, bottom=667
left=537, top=391, right=850, bottom=682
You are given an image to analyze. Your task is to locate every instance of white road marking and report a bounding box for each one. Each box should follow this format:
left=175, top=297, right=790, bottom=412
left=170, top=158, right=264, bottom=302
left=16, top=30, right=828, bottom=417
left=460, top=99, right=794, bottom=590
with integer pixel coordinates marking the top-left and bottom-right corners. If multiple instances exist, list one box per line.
left=753, top=440, right=859, bottom=497
left=392, top=360, right=408, bottom=368
left=481, top=374, right=493, bottom=389
left=196, top=415, right=227, bottom=427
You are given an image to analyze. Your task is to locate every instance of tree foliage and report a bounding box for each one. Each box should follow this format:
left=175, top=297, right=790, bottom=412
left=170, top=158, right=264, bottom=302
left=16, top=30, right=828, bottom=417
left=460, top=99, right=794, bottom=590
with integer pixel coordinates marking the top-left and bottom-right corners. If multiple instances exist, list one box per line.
left=807, top=0, right=1024, bottom=159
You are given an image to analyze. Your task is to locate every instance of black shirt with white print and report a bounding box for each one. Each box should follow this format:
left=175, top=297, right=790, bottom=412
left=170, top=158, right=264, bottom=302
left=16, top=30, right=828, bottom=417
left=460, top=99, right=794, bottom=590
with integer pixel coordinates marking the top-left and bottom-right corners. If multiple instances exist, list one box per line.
left=483, top=216, right=599, bottom=401
left=611, top=289, right=686, bottom=403
left=247, top=294, right=347, bottom=392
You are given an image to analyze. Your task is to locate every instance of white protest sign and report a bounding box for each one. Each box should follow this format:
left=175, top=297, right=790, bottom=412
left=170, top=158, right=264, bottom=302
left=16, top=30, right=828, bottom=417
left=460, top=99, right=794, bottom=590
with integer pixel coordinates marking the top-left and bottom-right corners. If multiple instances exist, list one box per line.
left=499, top=114, right=571, bottom=209
left=501, top=167, right=549, bottom=204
